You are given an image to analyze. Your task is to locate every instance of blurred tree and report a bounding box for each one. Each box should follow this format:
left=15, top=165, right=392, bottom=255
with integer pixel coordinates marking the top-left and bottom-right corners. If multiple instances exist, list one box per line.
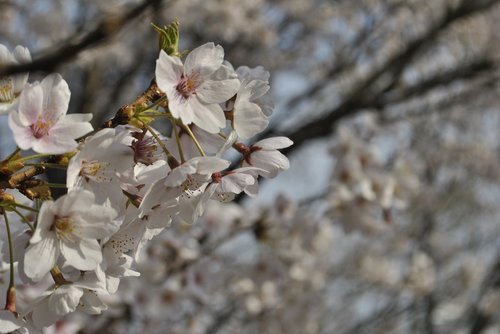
left=1, top=0, right=500, bottom=333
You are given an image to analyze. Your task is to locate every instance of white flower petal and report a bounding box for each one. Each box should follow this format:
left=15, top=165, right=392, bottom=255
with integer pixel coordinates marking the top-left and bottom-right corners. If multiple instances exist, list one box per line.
left=244, top=182, right=259, bottom=197
left=195, top=157, right=230, bottom=175
left=155, top=50, right=183, bottom=92
left=31, top=298, right=58, bottom=329
left=49, top=117, right=93, bottom=139
left=48, top=285, right=83, bottom=316
left=56, top=189, right=94, bottom=216
left=79, top=291, right=107, bottom=315
left=236, top=65, right=270, bottom=82
left=184, top=43, right=224, bottom=77
left=18, top=83, right=43, bottom=125
left=0, top=310, right=24, bottom=333
left=8, top=111, right=35, bottom=150
left=247, top=79, right=270, bottom=100
left=140, top=181, right=181, bottom=215
left=75, top=205, right=118, bottom=238
left=24, top=235, right=58, bottom=281
left=220, top=172, right=255, bottom=194
left=31, top=200, right=55, bottom=243
left=165, top=162, right=197, bottom=187
left=0, top=44, right=13, bottom=64
left=39, top=74, right=70, bottom=123
left=31, top=134, right=77, bottom=154
left=197, top=78, right=240, bottom=104
left=234, top=98, right=268, bottom=139
left=189, top=97, right=226, bottom=133
left=0, top=99, right=17, bottom=115
left=13, top=45, right=31, bottom=63
left=175, top=96, right=195, bottom=125
left=60, top=238, right=102, bottom=271
left=247, top=150, right=289, bottom=178
left=12, top=46, right=31, bottom=92
left=254, top=137, right=293, bottom=150
left=193, top=183, right=218, bottom=219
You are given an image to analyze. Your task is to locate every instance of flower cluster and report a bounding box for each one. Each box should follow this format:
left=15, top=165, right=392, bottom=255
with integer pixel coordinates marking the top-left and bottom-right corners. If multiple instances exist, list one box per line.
left=327, top=115, right=420, bottom=232
left=0, top=30, right=291, bottom=332
left=34, top=198, right=335, bottom=334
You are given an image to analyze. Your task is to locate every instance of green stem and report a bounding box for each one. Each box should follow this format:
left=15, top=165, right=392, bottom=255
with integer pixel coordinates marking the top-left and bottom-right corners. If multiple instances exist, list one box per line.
left=16, top=153, right=53, bottom=163
left=139, top=113, right=170, bottom=118
left=13, top=202, right=39, bottom=213
left=143, top=123, right=174, bottom=159
left=184, top=125, right=205, bottom=156
left=171, top=121, right=186, bottom=163
left=34, top=199, right=41, bottom=230
left=3, top=212, right=15, bottom=289
left=137, top=96, right=167, bottom=115
left=11, top=208, right=34, bottom=231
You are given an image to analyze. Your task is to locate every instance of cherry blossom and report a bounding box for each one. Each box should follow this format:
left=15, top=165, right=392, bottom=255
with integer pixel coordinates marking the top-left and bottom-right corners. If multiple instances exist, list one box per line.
left=0, top=26, right=293, bottom=331
left=24, top=190, right=119, bottom=281
left=66, top=126, right=135, bottom=213
left=29, top=273, right=107, bottom=330
left=207, top=167, right=262, bottom=202
left=155, top=43, right=240, bottom=133
left=8, top=74, right=93, bottom=154
left=0, top=44, right=31, bottom=115
left=140, top=156, right=230, bottom=224
left=230, top=65, right=274, bottom=139
left=241, top=137, right=293, bottom=178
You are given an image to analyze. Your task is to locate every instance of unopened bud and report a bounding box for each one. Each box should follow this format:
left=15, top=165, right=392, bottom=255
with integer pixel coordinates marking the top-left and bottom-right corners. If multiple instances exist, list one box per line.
left=0, top=191, right=15, bottom=204
left=5, top=286, right=16, bottom=314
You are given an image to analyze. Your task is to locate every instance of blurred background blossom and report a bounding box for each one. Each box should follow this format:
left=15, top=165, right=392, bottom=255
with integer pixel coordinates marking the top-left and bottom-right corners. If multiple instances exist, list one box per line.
left=2, top=0, right=500, bottom=333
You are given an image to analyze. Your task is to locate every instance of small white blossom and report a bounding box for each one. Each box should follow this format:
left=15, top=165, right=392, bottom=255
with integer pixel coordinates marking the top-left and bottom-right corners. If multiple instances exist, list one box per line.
left=30, top=285, right=83, bottom=329
left=155, top=43, right=240, bottom=133
left=67, top=127, right=135, bottom=213
left=0, top=44, right=31, bottom=115
left=24, top=190, right=119, bottom=282
left=140, top=156, right=230, bottom=224
left=231, top=66, right=274, bottom=139
left=242, top=137, right=293, bottom=178
left=8, top=74, right=93, bottom=154
left=207, top=167, right=262, bottom=202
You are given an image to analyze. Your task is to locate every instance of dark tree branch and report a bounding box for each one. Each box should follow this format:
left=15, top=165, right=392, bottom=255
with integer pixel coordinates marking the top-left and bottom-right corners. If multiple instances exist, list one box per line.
left=373, top=60, right=495, bottom=109
left=0, top=0, right=163, bottom=77
left=206, top=305, right=237, bottom=334
left=264, top=0, right=500, bottom=156
left=284, top=2, right=404, bottom=111
left=467, top=254, right=500, bottom=334
left=381, top=70, right=500, bottom=125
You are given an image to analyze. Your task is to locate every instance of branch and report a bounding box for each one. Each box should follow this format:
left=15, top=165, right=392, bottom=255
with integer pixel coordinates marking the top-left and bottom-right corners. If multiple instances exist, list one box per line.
left=466, top=254, right=500, bottom=334
left=0, top=0, right=163, bottom=77
left=265, top=0, right=500, bottom=155
left=372, top=60, right=495, bottom=109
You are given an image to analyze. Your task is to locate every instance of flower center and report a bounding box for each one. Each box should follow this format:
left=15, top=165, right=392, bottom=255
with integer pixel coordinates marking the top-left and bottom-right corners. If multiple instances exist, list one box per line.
left=176, top=72, right=200, bottom=99
left=79, top=160, right=112, bottom=183
left=131, top=136, right=159, bottom=165
left=53, top=216, right=74, bottom=240
left=0, top=77, right=14, bottom=103
left=81, top=160, right=101, bottom=176
left=179, top=175, right=205, bottom=199
left=30, top=118, right=53, bottom=139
